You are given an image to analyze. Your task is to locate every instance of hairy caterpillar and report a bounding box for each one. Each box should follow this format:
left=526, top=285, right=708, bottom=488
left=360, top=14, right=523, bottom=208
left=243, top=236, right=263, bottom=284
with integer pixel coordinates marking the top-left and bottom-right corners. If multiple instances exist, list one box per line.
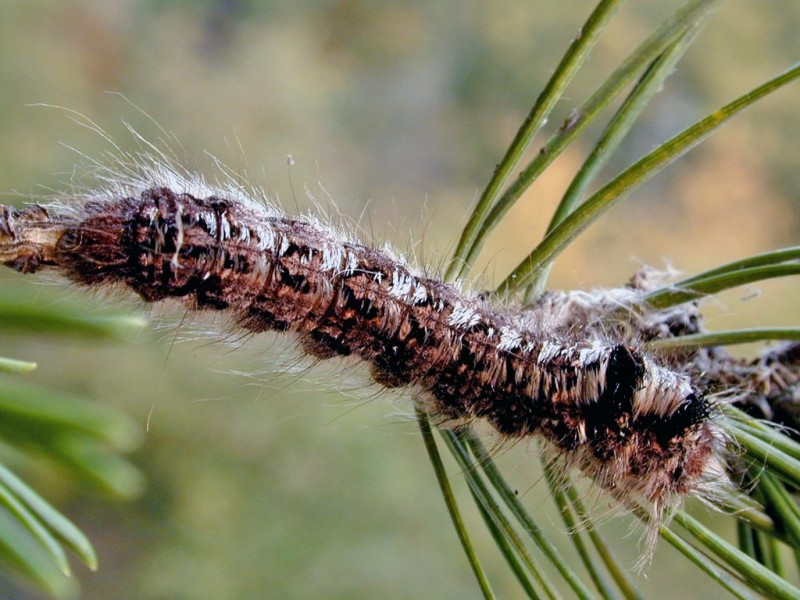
left=0, top=158, right=734, bottom=542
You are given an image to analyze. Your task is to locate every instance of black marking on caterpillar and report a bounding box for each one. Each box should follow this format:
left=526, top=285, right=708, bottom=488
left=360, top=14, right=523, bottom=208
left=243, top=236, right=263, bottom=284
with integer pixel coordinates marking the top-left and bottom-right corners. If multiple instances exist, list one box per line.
left=0, top=170, right=731, bottom=544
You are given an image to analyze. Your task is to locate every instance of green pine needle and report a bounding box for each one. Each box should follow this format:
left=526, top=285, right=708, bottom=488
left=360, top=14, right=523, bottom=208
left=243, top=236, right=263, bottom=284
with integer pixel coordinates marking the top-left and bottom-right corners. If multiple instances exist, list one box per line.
left=451, top=0, right=720, bottom=281
left=648, top=327, right=800, bottom=349
left=498, top=60, right=800, bottom=294
left=416, top=409, right=497, bottom=600
left=446, top=0, right=627, bottom=283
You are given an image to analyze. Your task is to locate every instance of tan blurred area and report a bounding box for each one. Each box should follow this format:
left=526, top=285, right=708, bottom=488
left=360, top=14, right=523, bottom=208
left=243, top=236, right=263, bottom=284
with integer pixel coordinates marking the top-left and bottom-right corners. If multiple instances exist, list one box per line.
left=0, top=1, right=798, bottom=598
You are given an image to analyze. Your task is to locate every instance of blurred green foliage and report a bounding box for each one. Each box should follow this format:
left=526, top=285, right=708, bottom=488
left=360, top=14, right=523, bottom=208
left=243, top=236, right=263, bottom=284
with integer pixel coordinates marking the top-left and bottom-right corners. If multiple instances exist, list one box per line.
left=0, top=1, right=798, bottom=598
left=0, top=283, right=144, bottom=597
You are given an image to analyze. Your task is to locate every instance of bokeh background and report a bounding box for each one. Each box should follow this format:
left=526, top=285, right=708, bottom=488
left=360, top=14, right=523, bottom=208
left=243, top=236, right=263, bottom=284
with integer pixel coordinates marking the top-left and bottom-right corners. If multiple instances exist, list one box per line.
left=0, top=1, right=798, bottom=598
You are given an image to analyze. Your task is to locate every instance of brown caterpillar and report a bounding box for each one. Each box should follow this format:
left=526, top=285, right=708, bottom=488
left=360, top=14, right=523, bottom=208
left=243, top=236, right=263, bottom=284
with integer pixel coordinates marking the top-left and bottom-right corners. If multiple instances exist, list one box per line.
left=0, top=166, right=730, bottom=539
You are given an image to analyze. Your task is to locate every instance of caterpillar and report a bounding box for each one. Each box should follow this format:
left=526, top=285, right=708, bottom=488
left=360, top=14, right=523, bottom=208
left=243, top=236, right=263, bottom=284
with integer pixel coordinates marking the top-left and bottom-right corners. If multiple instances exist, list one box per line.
left=0, top=161, right=732, bottom=543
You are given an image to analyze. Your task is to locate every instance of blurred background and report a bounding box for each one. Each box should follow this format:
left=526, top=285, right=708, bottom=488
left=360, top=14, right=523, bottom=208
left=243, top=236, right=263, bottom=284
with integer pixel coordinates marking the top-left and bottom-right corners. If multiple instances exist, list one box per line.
left=0, top=0, right=798, bottom=598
